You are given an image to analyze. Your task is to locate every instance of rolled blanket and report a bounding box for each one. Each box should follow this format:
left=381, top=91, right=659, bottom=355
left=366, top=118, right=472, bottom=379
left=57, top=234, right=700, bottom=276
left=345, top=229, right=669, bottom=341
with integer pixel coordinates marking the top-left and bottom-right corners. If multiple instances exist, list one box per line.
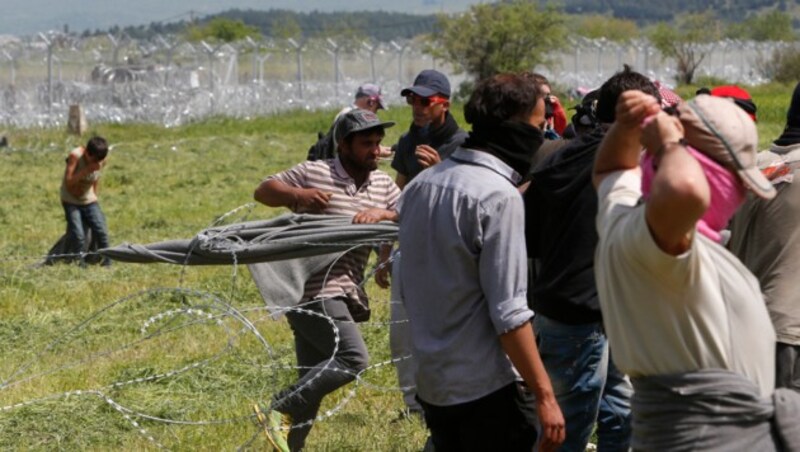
left=631, top=369, right=800, bottom=451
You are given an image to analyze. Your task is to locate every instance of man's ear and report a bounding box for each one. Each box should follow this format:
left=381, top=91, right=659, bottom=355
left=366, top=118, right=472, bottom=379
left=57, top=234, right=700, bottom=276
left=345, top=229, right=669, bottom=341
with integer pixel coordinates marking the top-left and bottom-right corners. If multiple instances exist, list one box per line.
left=442, top=100, right=450, bottom=112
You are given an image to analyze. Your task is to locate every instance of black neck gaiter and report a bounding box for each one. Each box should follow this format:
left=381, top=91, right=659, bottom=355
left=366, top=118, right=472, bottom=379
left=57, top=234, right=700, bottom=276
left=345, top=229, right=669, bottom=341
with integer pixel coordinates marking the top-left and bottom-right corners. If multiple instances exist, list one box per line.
left=408, top=112, right=461, bottom=149
left=462, top=120, right=544, bottom=178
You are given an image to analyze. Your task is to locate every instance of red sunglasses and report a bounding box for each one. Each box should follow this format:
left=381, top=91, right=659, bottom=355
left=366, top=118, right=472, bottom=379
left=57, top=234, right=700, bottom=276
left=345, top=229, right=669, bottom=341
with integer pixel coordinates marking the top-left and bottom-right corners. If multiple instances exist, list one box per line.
left=406, top=93, right=448, bottom=107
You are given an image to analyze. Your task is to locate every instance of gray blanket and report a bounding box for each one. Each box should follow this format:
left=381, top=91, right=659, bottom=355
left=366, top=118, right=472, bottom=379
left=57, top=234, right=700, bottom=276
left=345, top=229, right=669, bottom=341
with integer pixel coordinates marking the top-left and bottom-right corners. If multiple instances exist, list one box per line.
left=99, top=213, right=397, bottom=311
left=100, top=213, right=397, bottom=265
left=631, top=369, right=800, bottom=451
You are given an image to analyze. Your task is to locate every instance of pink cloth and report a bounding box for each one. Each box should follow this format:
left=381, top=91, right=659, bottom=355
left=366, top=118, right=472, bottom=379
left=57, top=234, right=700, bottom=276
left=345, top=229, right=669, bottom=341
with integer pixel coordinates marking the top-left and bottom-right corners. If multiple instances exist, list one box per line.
left=640, top=145, right=746, bottom=243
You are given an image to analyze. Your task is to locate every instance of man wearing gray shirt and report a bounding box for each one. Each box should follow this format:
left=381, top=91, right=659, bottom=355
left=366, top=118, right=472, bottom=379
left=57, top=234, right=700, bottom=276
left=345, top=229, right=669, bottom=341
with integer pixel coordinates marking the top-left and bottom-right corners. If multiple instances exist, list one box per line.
left=397, top=73, right=564, bottom=451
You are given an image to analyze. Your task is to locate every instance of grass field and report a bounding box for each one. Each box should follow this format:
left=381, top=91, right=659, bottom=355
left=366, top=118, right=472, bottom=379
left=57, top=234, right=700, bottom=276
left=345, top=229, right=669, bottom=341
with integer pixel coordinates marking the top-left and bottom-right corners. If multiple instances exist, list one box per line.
left=0, top=105, right=429, bottom=450
left=0, top=82, right=796, bottom=450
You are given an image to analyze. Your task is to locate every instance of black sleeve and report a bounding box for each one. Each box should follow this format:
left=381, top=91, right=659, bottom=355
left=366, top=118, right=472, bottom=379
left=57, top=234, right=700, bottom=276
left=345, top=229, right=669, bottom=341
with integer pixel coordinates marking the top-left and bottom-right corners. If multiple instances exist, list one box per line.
left=391, top=134, right=410, bottom=176
left=523, top=186, right=540, bottom=258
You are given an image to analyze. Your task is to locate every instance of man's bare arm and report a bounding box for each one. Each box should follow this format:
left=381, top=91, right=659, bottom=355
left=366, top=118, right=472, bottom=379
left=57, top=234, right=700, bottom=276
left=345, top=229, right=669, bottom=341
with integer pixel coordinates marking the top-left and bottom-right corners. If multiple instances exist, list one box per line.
left=64, top=153, right=100, bottom=198
left=641, top=113, right=709, bottom=255
left=592, top=91, right=660, bottom=189
left=500, top=322, right=565, bottom=451
left=253, top=179, right=331, bottom=210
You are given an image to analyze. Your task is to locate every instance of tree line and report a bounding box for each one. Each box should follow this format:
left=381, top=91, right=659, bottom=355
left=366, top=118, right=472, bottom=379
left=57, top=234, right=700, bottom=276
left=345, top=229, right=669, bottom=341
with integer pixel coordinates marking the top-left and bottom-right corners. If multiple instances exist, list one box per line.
left=84, top=9, right=438, bottom=42
left=83, top=2, right=800, bottom=86
left=555, top=0, right=787, bottom=23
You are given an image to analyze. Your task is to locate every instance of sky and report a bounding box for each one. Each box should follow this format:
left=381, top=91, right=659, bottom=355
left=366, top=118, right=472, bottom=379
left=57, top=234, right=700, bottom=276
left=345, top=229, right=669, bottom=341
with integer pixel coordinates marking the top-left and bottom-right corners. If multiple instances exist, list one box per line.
left=0, top=0, right=482, bottom=37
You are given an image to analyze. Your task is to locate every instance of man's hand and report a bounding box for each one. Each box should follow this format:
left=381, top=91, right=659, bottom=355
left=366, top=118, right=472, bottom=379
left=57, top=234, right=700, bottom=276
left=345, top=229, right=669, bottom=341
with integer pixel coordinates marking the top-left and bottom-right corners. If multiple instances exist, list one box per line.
left=295, top=188, right=332, bottom=210
left=615, top=90, right=661, bottom=128
left=374, top=243, right=393, bottom=289
left=536, top=396, right=566, bottom=452
left=640, top=111, right=684, bottom=155
left=415, top=144, right=441, bottom=169
left=375, top=263, right=391, bottom=289
left=378, top=145, right=393, bottom=160
left=353, top=208, right=397, bottom=224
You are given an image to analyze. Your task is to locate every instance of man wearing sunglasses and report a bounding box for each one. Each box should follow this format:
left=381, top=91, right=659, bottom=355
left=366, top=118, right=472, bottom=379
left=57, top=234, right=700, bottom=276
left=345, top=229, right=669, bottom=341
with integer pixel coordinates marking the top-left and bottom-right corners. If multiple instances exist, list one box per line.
left=392, top=69, right=468, bottom=189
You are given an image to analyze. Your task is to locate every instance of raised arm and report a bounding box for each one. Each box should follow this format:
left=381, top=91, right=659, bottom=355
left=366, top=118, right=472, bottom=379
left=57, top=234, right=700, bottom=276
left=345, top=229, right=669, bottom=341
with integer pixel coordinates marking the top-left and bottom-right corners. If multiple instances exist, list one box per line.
left=640, top=112, right=710, bottom=255
left=592, top=90, right=660, bottom=188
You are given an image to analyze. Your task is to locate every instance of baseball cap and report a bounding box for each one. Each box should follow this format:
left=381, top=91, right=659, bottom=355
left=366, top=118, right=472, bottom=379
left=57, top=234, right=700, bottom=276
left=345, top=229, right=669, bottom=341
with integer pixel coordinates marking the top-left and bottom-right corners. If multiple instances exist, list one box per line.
left=400, top=69, right=451, bottom=98
left=356, top=83, right=385, bottom=110
left=334, top=108, right=395, bottom=143
left=710, top=85, right=757, bottom=121
left=678, top=94, right=775, bottom=199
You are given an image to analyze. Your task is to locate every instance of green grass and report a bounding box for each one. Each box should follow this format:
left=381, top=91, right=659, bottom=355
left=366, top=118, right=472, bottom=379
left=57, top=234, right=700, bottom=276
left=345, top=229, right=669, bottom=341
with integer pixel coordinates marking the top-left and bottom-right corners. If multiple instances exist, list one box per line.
left=0, top=105, right=436, bottom=450
left=0, top=82, right=794, bottom=450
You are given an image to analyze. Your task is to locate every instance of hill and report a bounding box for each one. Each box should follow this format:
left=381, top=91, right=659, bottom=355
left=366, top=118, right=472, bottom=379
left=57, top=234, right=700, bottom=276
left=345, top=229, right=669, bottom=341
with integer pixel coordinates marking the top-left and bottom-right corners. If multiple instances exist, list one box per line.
left=556, top=0, right=792, bottom=22
left=109, top=9, right=438, bottom=42
left=88, top=1, right=800, bottom=42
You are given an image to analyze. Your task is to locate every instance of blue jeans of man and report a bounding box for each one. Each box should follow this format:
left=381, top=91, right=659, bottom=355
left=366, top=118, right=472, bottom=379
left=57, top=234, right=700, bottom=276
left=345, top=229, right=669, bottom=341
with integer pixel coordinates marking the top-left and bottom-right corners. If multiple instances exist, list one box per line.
left=534, top=314, right=632, bottom=452
left=62, top=201, right=111, bottom=265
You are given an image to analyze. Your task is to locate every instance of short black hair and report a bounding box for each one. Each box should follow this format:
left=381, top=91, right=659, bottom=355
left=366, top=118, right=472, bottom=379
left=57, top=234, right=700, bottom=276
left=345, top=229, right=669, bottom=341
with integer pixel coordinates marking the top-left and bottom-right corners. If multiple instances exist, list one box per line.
left=464, top=73, right=542, bottom=126
left=85, top=136, right=109, bottom=161
left=596, top=65, right=660, bottom=124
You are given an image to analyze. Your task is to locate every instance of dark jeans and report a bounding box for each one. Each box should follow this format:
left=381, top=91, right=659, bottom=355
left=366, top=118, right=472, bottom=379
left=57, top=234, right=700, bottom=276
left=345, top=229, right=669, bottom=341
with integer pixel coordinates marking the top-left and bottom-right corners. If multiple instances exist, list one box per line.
left=272, top=297, right=369, bottom=451
left=534, top=315, right=632, bottom=452
left=62, top=201, right=111, bottom=265
left=418, top=382, right=538, bottom=452
left=777, top=342, right=800, bottom=391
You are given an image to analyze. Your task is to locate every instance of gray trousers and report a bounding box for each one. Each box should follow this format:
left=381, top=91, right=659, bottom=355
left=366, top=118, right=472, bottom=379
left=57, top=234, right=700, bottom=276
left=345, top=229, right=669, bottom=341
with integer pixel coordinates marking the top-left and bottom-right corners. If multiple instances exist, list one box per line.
left=389, top=253, right=422, bottom=412
left=272, top=297, right=369, bottom=451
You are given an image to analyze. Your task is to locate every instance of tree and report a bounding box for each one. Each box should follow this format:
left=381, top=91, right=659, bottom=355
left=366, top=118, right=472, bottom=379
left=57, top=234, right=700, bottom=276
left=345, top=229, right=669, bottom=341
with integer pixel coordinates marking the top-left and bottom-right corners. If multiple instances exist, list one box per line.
left=760, top=46, right=800, bottom=83
left=272, top=16, right=302, bottom=40
left=726, top=10, right=796, bottom=42
left=574, top=14, right=639, bottom=43
left=428, top=0, right=567, bottom=81
left=185, top=18, right=260, bottom=43
left=649, top=12, right=723, bottom=85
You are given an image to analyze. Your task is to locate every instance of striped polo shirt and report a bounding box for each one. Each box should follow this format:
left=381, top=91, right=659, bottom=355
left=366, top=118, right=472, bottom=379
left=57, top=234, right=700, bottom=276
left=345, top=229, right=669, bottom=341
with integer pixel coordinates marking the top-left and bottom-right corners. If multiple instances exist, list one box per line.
left=267, top=157, right=400, bottom=316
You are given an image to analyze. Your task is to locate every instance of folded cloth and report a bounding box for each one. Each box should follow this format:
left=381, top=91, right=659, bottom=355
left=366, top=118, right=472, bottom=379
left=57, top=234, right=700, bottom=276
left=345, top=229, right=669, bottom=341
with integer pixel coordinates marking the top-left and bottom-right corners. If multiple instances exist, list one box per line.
left=631, top=369, right=800, bottom=451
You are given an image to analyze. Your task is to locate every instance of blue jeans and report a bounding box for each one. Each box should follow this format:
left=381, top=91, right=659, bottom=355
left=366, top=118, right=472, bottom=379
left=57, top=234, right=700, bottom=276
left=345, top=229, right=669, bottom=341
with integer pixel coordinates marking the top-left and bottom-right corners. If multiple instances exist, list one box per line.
left=534, top=314, right=632, bottom=452
left=63, top=202, right=111, bottom=265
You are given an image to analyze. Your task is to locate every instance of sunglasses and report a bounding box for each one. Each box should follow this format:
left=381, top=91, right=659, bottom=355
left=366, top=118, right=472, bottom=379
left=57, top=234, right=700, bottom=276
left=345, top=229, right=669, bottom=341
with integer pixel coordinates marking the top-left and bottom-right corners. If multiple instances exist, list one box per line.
left=406, top=93, right=448, bottom=107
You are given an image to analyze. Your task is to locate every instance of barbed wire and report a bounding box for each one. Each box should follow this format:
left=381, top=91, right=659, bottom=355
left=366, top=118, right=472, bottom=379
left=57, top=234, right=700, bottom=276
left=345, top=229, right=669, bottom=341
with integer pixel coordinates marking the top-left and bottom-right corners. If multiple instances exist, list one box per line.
left=0, top=204, right=413, bottom=449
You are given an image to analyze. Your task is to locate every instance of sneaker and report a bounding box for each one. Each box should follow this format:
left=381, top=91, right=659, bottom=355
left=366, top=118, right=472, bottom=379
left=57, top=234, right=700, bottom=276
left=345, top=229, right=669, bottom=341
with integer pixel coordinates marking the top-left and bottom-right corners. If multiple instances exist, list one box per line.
left=253, top=403, right=291, bottom=452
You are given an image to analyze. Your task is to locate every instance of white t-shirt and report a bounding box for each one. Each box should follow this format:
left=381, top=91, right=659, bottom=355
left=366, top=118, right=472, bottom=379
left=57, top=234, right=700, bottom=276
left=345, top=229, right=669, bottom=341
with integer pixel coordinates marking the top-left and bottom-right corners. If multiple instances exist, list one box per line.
left=595, top=169, right=776, bottom=397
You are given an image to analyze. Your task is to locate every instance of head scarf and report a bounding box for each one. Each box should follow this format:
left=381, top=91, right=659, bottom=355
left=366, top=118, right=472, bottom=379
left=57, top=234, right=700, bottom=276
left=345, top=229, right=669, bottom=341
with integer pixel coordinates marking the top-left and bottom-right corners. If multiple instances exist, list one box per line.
left=641, top=145, right=746, bottom=243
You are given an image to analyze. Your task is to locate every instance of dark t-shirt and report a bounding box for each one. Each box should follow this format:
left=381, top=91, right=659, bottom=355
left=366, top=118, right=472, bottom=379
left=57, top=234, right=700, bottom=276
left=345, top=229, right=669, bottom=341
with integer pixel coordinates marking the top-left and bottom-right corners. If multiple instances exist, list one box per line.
left=524, top=128, right=605, bottom=325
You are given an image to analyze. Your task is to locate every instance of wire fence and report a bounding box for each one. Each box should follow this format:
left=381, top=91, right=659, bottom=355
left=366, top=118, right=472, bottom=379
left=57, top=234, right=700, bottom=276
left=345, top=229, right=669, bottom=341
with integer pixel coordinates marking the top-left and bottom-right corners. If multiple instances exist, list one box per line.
left=0, top=32, right=793, bottom=128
